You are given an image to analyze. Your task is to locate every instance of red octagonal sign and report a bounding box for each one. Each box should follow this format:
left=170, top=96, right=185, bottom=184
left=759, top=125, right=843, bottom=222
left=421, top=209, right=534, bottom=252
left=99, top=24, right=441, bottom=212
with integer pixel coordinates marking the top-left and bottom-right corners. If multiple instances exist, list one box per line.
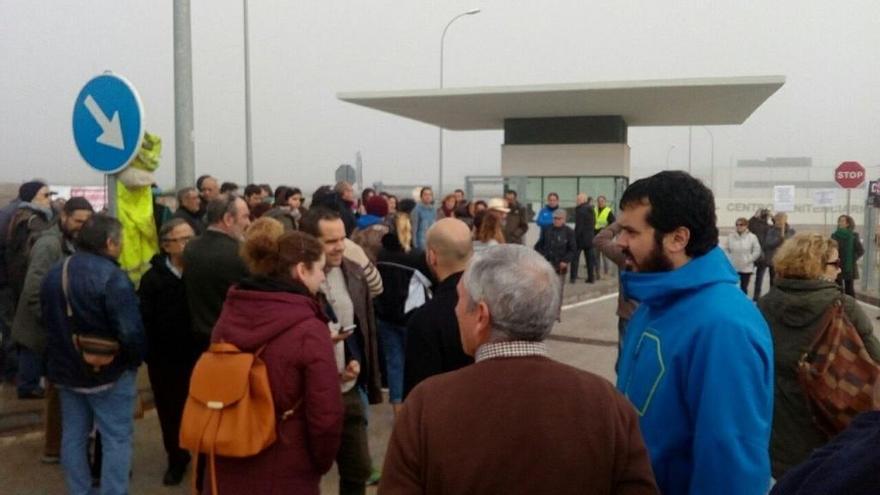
left=835, top=161, right=865, bottom=189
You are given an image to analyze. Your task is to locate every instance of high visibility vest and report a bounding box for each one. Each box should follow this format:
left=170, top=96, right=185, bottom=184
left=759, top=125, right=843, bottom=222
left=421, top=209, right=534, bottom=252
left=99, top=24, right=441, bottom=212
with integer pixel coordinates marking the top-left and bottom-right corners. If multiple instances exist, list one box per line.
left=596, top=207, right=612, bottom=229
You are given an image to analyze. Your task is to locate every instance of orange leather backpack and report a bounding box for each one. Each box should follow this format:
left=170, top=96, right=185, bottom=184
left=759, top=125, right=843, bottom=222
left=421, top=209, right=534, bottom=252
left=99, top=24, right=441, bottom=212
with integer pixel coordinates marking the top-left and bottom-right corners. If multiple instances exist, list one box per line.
left=179, top=342, right=297, bottom=494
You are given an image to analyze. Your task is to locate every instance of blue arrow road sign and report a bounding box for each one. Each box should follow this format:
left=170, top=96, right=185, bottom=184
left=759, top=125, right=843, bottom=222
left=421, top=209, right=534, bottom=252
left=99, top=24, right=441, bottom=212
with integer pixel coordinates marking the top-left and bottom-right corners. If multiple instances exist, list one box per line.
left=72, top=73, right=144, bottom=174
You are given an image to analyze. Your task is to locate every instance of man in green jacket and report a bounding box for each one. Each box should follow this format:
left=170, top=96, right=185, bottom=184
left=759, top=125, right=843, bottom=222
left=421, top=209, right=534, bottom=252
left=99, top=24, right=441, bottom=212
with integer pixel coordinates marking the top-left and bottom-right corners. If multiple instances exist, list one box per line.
left=11, top=197, right=93, bottom=462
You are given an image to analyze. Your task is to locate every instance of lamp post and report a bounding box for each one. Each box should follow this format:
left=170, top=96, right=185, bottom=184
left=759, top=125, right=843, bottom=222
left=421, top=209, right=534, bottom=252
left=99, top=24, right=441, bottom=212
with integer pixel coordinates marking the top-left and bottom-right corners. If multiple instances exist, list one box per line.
left=173, top=0, right=195, bottom=190
left=243, top=0, right=254, bottom=184
left=438, top=8, right=480, bottom=196
left=665, top=145, right=676, bottom=168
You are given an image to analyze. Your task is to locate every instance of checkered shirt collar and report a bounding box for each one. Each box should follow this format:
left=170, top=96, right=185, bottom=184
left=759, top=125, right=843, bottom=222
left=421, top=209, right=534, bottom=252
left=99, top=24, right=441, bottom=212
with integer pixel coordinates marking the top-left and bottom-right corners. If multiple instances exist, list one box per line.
left=475, top=341, right=549, bottom=363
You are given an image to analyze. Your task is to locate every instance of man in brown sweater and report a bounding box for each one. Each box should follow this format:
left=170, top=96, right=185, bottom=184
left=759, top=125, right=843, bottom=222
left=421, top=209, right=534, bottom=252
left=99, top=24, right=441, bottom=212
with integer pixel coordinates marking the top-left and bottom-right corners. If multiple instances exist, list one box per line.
left=380, top=244, right=657, bottom=495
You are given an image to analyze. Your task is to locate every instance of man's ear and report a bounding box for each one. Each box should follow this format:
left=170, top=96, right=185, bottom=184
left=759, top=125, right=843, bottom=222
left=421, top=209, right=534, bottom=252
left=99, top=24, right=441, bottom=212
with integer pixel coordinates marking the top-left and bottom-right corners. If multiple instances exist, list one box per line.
left=663, top=226, right=691, bottom=256
left=475, top=301, right=492, bottom=343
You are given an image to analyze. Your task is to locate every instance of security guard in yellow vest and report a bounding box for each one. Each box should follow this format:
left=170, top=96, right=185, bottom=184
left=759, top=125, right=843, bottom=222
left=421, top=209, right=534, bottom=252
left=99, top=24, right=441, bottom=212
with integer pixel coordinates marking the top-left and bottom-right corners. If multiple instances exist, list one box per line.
left=594, top=196, right=616, bottom=234
left=593, top=196, right=616, bottom=279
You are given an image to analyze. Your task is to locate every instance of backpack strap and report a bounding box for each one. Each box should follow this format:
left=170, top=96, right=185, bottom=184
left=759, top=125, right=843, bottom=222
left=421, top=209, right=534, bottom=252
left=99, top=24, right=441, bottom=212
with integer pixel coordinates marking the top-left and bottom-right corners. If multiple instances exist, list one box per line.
left=62, top=258, right=73, bottom=318
left=804, top=298, right=846, bottom=360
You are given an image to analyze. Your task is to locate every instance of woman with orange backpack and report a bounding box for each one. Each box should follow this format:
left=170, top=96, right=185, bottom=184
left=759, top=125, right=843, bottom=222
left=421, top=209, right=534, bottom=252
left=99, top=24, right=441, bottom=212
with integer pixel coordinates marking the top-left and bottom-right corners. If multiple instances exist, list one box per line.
left=198, top=218, right=343, bottom=494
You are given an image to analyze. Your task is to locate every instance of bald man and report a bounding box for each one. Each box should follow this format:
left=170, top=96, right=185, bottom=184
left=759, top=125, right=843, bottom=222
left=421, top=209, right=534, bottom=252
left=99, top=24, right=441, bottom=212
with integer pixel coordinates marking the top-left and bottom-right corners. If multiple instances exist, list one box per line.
left=403, top=219, right=474, bottom=398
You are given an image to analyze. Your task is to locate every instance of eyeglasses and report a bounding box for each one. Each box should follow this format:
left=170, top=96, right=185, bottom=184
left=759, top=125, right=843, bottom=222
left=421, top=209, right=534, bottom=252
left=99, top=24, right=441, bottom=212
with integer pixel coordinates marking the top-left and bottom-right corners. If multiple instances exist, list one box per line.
left=163, top=236, right=193, bottom=245
left=826, top=259, right=842, bottom=269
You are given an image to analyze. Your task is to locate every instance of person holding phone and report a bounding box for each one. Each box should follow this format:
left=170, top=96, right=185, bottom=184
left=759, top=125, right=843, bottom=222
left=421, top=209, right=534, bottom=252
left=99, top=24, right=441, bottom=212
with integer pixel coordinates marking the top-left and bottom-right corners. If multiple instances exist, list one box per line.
left=302, top=207, right=383, bottom=494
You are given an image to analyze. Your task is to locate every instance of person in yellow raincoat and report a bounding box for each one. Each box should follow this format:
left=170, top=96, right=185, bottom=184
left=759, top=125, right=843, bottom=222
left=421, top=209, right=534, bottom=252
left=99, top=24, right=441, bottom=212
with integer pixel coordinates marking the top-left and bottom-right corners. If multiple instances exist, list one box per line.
left=115, top=132, right=162, bottom=286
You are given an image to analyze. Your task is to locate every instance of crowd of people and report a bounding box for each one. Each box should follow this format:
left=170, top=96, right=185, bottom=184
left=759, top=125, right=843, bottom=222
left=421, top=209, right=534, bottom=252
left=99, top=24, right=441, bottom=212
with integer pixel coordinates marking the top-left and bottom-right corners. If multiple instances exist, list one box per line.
left=0, top=171, right=878, bottom=494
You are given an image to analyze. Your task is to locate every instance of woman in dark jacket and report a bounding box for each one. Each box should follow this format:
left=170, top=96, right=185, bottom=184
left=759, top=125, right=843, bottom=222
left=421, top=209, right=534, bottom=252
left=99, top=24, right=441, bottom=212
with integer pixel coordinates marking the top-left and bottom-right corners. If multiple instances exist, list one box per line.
left=764, top=212, right=796, bottom=286
left=138, top=218, right=198, bottom=485
left=830, top=214, right=864, bottom=297
left=758, top=233, right=880, bottom=480
left=207, top=218, right=343, bottom=495
left=375, top=219, right=431, bottom=416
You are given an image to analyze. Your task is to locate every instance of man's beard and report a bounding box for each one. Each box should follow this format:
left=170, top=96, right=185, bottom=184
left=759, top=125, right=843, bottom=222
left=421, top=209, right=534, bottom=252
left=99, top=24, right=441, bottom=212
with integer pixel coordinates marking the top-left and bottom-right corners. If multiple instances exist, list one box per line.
left=61, top=222, right=76, bottom=242
left=623, top=241, right=674, bottom=273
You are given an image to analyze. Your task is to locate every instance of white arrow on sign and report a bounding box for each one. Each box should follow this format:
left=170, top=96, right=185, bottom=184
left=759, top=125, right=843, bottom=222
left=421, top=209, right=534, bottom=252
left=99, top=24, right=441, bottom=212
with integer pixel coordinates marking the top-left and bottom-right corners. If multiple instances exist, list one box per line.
left=83, top=94, right=124, bottom=150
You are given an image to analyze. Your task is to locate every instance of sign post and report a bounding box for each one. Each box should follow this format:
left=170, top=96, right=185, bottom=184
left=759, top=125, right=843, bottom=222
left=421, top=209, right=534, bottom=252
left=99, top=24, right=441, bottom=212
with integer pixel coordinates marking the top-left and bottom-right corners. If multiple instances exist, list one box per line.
left=72, top=72, right=144, bottom=215
left=835, top=161, right=866, bottom=215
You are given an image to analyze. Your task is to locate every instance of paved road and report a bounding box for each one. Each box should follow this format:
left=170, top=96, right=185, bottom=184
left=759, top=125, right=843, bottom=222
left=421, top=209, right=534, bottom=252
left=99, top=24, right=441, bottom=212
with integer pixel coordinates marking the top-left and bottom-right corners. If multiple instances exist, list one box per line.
left=1, top=295, right=877, bottom=494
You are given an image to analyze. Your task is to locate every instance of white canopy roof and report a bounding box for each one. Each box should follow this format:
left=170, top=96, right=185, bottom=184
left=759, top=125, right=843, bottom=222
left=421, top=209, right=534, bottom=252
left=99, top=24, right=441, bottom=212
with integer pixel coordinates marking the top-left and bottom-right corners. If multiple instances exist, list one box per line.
left=338, top=76, right=785, bottom=130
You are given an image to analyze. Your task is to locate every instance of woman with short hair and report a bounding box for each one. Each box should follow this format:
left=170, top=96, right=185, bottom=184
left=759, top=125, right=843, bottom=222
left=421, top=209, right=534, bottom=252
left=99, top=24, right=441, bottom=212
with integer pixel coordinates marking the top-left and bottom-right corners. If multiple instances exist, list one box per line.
left=724, top=217, right=762, bottom=293
left=436, top=194, right=457, bottom=220
left=758, top=233, right=880, bottom=480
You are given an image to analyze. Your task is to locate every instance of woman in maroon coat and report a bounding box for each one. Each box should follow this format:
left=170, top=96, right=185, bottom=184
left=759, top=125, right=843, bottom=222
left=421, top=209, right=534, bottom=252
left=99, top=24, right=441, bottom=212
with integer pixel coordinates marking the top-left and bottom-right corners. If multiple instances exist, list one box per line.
left=208, top=219, right=344, bottom=494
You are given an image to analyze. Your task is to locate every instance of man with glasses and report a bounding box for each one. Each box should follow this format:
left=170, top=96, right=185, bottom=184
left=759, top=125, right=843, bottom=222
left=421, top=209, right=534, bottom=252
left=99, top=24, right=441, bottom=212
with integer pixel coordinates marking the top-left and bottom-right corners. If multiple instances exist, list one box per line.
left=139, top=219, right=198, bottom=485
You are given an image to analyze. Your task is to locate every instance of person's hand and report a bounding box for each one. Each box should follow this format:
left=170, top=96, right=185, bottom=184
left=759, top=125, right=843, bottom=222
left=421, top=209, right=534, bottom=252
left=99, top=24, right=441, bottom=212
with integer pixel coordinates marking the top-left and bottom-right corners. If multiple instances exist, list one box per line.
left=559, top=262, right=569, bottom=269
left=331, top=329, right=354, bottom=343
left=341, top=360, right=360, bottom=383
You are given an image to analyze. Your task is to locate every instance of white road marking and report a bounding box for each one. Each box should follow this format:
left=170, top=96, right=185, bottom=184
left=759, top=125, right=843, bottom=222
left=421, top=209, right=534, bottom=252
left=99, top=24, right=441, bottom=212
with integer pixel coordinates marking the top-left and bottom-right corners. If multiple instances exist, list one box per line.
left=561, top=292, right=619, bottom=311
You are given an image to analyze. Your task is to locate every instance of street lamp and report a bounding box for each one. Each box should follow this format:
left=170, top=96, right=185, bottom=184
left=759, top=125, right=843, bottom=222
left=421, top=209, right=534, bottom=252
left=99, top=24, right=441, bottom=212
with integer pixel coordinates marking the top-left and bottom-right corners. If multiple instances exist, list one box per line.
left=666, top=145, right=676, bottom=168
left=438, top=8, right=480, bottom=196
left=243, top=0, right=254, bottom=184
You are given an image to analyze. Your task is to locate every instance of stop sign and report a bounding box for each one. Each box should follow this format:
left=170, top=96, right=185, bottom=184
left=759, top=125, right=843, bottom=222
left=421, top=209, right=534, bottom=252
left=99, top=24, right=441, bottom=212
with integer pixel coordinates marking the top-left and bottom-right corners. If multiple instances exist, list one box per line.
left=835, top=161, right=865, bottom=189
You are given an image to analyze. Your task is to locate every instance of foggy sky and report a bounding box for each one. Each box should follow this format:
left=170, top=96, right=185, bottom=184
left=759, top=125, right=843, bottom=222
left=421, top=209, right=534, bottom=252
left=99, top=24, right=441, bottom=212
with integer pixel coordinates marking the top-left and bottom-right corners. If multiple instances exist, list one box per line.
left=1, top=0, right=878, bottom=193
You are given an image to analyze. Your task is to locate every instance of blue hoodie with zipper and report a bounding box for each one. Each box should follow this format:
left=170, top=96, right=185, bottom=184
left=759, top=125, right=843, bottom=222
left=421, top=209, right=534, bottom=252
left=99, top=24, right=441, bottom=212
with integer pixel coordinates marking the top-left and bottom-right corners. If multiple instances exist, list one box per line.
left=616, top=246, right=773, bottom=495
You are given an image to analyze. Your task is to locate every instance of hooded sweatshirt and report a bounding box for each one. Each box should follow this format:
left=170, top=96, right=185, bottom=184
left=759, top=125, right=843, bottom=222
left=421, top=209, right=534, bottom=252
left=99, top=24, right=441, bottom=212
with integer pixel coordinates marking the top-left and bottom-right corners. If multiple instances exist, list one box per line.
left=616, top=246, right=774, bottom=495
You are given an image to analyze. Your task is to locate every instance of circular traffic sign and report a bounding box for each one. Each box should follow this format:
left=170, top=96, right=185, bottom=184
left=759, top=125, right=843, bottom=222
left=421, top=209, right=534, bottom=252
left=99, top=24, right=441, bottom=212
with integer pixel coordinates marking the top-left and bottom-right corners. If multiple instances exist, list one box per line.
left=835, top=161, right=865, bottom=189
left=72, top=73, right=144, bottom=174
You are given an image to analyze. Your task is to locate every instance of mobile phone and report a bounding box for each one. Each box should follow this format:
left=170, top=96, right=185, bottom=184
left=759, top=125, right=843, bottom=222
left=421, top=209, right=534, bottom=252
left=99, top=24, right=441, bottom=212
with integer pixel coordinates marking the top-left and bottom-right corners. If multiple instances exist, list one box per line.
left=340, top=324, right=357, bottom=334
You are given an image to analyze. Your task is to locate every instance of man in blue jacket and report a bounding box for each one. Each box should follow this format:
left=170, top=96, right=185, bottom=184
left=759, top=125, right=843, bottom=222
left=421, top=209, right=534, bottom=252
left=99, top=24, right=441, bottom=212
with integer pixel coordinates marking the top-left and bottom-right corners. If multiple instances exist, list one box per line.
left=41, top=214, right=146, bottom=495
left=535, top=192, right=560, bottom=231
left=615, top=171, right=773, bottom=494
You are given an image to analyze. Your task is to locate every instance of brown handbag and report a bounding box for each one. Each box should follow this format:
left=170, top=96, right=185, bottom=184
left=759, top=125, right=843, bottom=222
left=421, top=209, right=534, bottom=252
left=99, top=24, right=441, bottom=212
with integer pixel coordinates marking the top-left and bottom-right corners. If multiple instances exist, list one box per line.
left=62, top=258, right=120, bottom=373
left=797, top=298, right=880, bottom=436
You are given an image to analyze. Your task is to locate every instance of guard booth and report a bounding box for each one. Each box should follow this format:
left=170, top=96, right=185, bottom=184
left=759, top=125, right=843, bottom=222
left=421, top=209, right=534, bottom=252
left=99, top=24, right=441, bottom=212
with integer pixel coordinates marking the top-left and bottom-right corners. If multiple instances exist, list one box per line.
left=338, top=76, right=786, bottom=219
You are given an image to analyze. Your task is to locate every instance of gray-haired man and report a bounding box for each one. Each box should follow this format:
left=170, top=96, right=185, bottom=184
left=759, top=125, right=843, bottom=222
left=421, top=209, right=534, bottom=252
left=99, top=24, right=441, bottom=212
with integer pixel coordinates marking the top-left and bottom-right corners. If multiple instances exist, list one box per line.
left=534, top=208, right=577, bottom=318
left=381, top=245, right=657, bottom=495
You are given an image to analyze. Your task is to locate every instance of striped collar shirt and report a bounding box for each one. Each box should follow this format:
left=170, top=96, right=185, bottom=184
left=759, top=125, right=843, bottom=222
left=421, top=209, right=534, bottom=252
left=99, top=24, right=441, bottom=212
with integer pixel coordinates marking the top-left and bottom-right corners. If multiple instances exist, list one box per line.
left=475, top=341, right=549, bottom=363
